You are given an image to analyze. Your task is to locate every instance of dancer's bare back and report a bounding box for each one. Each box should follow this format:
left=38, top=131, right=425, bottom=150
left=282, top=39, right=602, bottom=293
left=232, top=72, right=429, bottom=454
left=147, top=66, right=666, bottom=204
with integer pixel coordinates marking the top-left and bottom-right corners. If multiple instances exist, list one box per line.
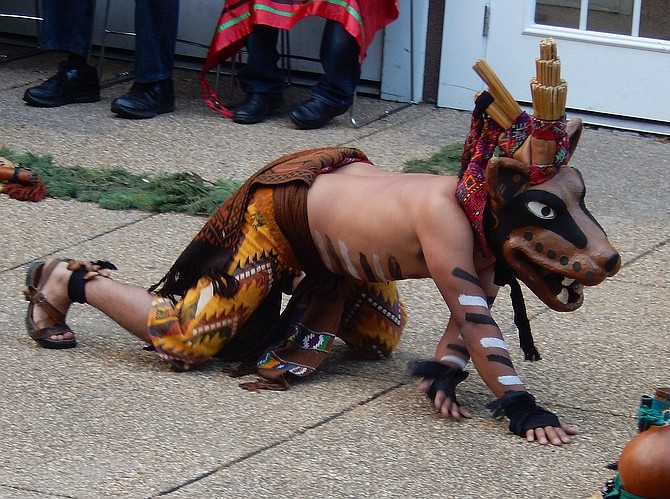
left=307, top=161, right=492, bottom=284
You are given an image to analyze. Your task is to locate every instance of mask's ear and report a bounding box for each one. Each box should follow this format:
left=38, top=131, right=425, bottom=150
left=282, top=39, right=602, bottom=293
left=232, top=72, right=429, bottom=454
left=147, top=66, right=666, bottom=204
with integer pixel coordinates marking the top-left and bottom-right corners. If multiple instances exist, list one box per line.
left=485, top=156, right=530, bottom=211
left=566, top=117, right=583, bottom=155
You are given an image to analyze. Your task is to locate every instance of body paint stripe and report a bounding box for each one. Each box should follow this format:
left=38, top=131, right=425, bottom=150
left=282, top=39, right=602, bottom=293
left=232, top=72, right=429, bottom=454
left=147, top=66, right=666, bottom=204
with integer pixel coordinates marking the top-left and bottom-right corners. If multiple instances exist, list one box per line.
left=440, top=355, right=468, bottom=370
left=465, top=313, right=497, bottom=327
left=387, top=255, right=403, bottom=280
left=313, top=231, right=335, bottom=272
left=452, top=267, right=482, bottom=288
left=480, top=337, right=508, bottom=350
left=447, top=343, right=469, bottom=357
left=372, top=254, right=387, bottom=281
left=498, top=375, right=523, bottom=386
left=486, top=354, right=514, bottom=368
left=458, top=295, right=489, bottom=308
left=338, top=239, right=360, bottom=279
left=324, top=235, right=347, bottom=275
left=359, top=254, right=377, bottom=281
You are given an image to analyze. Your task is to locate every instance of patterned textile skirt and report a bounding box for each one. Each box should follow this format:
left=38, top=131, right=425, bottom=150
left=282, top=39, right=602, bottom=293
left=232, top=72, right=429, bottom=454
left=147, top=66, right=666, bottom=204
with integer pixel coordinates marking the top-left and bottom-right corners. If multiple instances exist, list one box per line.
left=146, top=184, right=407, bottom=378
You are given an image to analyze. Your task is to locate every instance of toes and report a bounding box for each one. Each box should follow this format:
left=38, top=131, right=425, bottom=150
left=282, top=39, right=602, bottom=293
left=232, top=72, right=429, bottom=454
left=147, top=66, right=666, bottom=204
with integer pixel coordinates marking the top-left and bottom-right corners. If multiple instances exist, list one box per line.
left=49, top=332, right=74, bottom=342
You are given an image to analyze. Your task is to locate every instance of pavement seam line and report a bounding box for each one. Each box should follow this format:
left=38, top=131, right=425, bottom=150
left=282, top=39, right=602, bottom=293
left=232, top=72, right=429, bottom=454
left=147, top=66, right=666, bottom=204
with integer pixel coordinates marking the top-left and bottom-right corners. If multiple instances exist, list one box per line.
left=3, top=213, right=159, bottom=273
left=153, top=382, right=404, bottom=497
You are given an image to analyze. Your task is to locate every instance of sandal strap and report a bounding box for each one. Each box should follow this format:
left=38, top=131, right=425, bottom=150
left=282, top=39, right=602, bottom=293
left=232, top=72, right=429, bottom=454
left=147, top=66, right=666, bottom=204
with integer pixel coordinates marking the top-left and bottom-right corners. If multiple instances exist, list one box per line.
left=23, top=286, right=66, bottom=325
left=29, top=323, right=72, bottom=341
left=23, top=259, right=69, bottom=321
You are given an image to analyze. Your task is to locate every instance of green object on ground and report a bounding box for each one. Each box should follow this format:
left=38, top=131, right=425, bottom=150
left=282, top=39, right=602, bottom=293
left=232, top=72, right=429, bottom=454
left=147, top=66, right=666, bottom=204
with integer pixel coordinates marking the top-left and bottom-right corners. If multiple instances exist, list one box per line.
left=402, top=142, right=463, bottom=175
left=1, top=142, right=464, bottom=214
left=0, top=147, right=240, bottom=216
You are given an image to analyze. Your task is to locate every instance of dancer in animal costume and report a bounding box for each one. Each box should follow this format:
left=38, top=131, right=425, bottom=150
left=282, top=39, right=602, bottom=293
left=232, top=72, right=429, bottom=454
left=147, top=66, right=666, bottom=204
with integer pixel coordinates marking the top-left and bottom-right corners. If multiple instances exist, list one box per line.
left=23, top=40, right=620, bottom=446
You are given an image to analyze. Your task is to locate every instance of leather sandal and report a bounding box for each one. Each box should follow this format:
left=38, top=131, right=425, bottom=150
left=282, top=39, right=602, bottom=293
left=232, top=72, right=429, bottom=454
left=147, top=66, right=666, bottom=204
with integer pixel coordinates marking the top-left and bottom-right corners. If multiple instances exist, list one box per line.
left=24, top=260, right=76, bottom=349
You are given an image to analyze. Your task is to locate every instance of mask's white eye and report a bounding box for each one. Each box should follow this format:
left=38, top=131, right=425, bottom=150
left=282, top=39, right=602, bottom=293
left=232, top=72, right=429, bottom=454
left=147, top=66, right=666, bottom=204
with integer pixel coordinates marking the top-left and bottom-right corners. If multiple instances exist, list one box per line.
left=527, top=201, right=555, bottom=219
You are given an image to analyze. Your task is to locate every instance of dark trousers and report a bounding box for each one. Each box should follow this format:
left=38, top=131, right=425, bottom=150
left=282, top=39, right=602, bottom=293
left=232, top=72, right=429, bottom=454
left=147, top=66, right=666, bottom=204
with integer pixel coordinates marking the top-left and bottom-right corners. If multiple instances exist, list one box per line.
left=238, top=20, right=361, bottom=108
left=39, top=0, right=179, bottom=83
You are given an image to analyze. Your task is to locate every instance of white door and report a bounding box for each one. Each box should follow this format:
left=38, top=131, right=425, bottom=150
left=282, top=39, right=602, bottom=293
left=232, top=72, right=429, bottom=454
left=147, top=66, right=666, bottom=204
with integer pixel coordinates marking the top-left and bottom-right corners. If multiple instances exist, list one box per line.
left=438, top=0, right=670, bottom=125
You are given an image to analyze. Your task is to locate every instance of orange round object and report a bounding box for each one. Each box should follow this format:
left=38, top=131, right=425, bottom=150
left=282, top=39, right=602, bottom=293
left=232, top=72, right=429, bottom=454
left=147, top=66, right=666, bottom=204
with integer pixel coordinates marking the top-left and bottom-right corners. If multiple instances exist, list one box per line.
left=618, top=424, right=670, bottom=499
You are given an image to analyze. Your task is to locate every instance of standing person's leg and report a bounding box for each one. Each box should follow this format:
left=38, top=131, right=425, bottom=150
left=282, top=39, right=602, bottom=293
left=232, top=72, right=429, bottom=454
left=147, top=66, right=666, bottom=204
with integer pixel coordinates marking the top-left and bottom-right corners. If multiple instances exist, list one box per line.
left=232, top=25, right=285, bottom=124
left=111, top=0, right=179, bottom=119
left=23, top=0, right=100, bottom=107
left=289, top=20, right=360, bottom=129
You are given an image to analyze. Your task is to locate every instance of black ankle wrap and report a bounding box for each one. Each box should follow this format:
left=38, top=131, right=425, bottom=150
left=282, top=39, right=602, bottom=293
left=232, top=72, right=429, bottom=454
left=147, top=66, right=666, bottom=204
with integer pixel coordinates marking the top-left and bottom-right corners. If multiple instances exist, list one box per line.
left=409, top=360, right=469, bottom=404
left=486, top=390, right=560, bottom=436
left=67, top=267, right=89, bottom=304
left=67, top=260, right=117, bottom=304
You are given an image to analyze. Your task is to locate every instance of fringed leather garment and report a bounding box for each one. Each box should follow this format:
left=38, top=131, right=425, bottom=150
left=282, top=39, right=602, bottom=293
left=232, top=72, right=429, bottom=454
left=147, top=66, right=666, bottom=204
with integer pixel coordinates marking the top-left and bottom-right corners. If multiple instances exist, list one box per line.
left=150, top=146, right=369, bottom=300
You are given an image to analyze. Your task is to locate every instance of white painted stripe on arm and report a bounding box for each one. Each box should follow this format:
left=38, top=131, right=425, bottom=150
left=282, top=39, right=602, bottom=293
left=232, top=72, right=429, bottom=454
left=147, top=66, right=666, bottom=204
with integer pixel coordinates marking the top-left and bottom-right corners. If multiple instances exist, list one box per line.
left=439, top=355, right=468, bottom=370
left=458, top=294, right=489, bottom=308
left=480, top=337, right=508, bottom=350
left=497, top=375, right=523, bottom=386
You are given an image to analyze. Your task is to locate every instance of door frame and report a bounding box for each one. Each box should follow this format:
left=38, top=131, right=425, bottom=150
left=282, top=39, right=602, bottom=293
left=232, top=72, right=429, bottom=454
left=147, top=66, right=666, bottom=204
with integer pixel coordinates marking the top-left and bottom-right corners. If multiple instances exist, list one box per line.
left=438, top=0, right=670, bottom=128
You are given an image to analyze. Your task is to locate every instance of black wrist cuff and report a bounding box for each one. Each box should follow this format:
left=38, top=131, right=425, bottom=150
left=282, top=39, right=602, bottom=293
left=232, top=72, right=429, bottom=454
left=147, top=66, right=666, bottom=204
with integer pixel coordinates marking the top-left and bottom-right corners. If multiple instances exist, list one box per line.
left=486, top=390, right=560, bottom=436
left=408, top=360, right=469, bottom=403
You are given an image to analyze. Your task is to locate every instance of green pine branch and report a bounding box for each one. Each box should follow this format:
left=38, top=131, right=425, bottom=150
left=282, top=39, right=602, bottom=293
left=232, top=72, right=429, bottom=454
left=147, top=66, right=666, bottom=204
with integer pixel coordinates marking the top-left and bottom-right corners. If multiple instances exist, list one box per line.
left=1, top=142, right=463, bottom=215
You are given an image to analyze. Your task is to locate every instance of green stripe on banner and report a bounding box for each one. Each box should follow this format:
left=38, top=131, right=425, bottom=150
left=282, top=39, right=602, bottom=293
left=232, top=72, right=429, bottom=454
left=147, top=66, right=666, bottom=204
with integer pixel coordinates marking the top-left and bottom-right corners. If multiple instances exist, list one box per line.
left=215, top=1, right=365, bottom=35
left=250, top=0, right=363, bottom=27
left=216, top=11, right=252, bottom=34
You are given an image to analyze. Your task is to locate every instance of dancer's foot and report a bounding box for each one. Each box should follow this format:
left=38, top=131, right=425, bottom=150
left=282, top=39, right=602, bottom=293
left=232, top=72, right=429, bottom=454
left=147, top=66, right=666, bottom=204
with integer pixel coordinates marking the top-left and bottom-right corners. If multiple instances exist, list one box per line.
left=24, top=260, right=75, bottom=348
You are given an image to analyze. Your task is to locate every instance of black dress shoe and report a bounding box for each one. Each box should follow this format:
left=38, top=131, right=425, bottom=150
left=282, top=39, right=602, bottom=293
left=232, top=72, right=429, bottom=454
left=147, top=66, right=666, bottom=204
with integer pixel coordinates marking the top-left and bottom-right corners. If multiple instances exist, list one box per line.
left=110, top=79, right=175, bottom=119
left=289, top=97, right=349, bottom=130
left=23, top=62, right=100, bottom=108
left=232, top=93, right=284, bottom=124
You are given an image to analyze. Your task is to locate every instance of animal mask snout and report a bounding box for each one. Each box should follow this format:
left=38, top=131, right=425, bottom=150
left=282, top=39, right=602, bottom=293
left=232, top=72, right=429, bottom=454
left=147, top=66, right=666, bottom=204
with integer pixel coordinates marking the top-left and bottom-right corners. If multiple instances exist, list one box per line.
left=605, top=252, right=621, bottom=276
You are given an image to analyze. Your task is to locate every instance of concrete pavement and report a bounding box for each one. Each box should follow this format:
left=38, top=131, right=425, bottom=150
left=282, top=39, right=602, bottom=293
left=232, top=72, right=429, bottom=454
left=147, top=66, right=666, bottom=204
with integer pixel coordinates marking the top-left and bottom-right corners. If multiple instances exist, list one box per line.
left=1, top=51, right=668, bottom=498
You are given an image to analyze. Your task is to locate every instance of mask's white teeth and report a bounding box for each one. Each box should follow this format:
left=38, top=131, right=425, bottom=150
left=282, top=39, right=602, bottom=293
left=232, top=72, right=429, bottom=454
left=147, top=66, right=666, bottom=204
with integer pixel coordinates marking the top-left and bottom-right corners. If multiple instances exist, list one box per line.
left=557, top=288, right=569, bottom=304
left=573, top=283, right=584, bottom=294
left=562, top=277, right=575, bottom=286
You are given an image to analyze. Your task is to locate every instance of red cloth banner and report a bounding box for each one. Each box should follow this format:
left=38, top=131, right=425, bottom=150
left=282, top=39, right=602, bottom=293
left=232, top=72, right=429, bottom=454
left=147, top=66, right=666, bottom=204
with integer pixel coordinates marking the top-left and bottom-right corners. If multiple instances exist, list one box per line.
left=200, top=0, right=399, bottom=117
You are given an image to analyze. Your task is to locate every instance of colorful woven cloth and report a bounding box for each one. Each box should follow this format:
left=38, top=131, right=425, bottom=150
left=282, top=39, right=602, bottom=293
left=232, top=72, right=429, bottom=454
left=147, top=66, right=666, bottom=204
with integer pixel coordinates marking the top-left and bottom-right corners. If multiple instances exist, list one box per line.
left=200, top=0, right=399, bottom=117
left=150, top=146, right=370, bottom=300
left=456, top=91, right=571, bottom=256
left=148, top=147, right=407, bottom=383
left=147, top=187, right=294, bottom=369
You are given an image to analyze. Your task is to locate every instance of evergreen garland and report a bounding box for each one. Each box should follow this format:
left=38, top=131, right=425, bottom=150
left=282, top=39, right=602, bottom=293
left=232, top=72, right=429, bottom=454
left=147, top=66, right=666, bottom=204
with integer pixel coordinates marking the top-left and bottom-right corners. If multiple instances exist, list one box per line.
left=402, top=142, right=463, bottom=176
left=1, top=142, right=463, bottom=215
left=0, top=147, right=240, bottom=216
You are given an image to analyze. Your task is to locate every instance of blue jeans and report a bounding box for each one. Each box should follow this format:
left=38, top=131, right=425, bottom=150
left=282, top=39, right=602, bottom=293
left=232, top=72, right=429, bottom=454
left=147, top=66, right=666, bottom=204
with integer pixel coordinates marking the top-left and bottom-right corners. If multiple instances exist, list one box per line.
left=39, top=0, right=179, bottom=83
left=238, top=20, right=361, bottom=108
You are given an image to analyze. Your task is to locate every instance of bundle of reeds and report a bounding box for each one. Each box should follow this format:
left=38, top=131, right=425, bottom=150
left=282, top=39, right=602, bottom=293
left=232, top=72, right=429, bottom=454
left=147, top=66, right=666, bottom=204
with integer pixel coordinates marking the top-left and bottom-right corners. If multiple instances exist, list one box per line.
left=472, top=59, right=523, bottom=129
left=530, top=38, right=567, bottom=120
